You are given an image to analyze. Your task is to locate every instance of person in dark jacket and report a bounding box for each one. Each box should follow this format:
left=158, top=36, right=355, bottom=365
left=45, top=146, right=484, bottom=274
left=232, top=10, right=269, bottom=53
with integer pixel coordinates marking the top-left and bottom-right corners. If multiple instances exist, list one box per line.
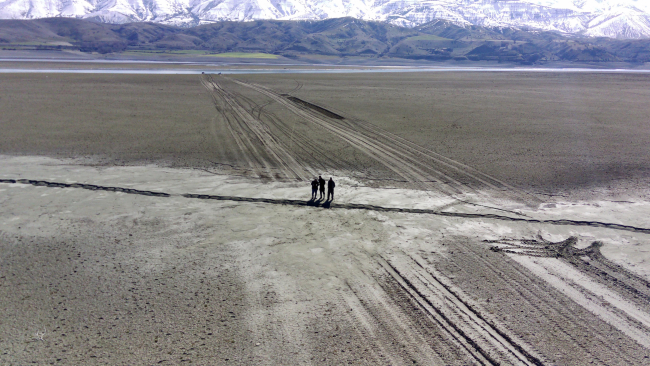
left=311, top=178, right=319, bottom=200
left=318, top=176, right=326, bottom=200
left=327, top=177, right=335, bottom=201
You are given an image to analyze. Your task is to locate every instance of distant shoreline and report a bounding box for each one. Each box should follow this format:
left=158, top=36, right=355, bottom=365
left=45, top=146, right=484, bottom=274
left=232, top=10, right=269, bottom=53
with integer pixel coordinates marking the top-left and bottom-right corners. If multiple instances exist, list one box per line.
left=2, top=66, right=650, bottom=75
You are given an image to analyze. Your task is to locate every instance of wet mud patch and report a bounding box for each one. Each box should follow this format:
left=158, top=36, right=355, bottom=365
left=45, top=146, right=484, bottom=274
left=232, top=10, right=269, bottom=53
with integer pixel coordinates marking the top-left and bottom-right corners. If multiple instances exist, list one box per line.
left=286, top=96, right=345, bottom=120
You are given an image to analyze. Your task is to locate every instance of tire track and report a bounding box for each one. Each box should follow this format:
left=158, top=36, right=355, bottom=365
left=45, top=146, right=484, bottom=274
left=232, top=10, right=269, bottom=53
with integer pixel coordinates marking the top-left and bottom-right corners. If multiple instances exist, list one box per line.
left=377, top=256, right=497, bottom=365
left=225, top=77, right=466, bottom=197
left=2, top=178, right=650, bottom=235
left=347, top=117, right=536, bottom=202
left=201, top=76, right=269, bottom=178
left=227, top=82, right=350, bottom=175
left=240, top=79, right=463, bottom=193
left=249, top=102, right=348, bottom=173
left=489, top=237, right=650, bottom=309
left=378, top=253, right=545, bottom=366
left=337, top=257, right=476, bottom=365
left=445, top=239, right=647, bottom=364
left=219, top=79, right=316, bottom=181
left=288, top=80, right=303, bottom=94
left=337, top=284, right=426, bottom=365
left=226, top=77, right=539, bottom=204
left=442, top=243, right=609, bottom=364
left=279, top=94, right=522, bottom=196
left=203, top=75, right=303, bottom=180
left=367, top=269, right=487, bottom=365
left=488, top=237, right=650, bottom=350
left=201, top=75, right=312, bottom=181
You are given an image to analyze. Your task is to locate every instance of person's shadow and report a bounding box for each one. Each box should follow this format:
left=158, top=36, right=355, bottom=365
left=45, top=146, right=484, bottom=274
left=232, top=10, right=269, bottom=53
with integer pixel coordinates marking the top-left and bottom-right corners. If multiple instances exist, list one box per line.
left=307, top=196, right=331, bottom=207
left=323, top=197, right=332, bottom=208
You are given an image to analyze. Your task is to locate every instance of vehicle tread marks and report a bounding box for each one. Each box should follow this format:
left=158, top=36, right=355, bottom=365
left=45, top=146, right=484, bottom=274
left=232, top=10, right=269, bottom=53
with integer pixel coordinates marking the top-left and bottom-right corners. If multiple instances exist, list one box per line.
left=452, top=239, right=637, bottom=365
left=203, top=75, right=309, bottom=181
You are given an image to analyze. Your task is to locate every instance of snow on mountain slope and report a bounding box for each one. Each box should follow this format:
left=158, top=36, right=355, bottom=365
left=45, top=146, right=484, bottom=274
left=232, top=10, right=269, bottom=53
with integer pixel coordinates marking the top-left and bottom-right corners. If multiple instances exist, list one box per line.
left=1, top=0, right=649, bottom=38
left=584, top=5, right=650, bottom=38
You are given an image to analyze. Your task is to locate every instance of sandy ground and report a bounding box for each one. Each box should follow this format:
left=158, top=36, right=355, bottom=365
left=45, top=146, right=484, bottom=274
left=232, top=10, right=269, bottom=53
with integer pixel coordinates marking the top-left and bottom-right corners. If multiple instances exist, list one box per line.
left=2, top=70, right=650, bottom=365
left=2, top=155, right=650, bottom=365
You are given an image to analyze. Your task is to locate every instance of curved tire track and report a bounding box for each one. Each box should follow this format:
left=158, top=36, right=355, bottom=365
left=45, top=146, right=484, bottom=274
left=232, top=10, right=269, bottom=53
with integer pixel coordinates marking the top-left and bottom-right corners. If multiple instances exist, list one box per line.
left=489, top=237, right=650, bottom=323
left=443, top=239, right=648, bottom=364
left=227, top=77, right=539, bottom=204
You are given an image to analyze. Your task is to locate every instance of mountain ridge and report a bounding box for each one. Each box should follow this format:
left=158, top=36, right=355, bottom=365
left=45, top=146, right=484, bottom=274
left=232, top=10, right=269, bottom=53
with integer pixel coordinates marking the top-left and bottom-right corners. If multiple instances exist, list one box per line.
left=1, top=0, right=650, bottom=39
left=2, top=17, right=650, bottom=64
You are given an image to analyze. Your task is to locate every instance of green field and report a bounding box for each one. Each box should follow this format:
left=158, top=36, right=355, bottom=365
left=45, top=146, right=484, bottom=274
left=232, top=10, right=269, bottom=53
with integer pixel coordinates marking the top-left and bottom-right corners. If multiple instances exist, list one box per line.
left=210, top=52, right=278, bottom=59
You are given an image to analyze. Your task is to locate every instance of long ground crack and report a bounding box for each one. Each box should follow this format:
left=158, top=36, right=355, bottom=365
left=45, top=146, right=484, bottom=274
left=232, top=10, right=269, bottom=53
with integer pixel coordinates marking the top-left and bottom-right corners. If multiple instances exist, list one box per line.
left=2, top=178, right=649, bottom=235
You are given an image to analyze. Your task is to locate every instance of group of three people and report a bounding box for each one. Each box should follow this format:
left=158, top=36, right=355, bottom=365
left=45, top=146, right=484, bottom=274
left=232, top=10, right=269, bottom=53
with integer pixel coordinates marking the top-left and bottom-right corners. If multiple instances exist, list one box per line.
left=311, top=176, right=335, bottom=201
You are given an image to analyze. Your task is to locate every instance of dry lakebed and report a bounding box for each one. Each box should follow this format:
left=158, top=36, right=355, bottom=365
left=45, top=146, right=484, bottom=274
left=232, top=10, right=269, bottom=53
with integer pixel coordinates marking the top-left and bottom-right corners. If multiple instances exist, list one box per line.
left=1, top=69, right=650, bottom=365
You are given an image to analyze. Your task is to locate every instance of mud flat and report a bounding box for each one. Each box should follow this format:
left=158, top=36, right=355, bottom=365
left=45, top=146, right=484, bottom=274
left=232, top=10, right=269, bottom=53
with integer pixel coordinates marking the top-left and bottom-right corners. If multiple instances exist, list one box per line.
left=239, top=71, right=650, bottom=200
left=2, top=71, right=650, bottom=200
left=2, top=70, right=650, bottom=364
left=2, top=156, right=650, bottom=365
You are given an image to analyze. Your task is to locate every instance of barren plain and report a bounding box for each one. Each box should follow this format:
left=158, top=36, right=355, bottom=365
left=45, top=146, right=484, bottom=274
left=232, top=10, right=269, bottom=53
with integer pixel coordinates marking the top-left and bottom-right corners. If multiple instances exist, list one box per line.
left=2, top=70, right=650, bottom=365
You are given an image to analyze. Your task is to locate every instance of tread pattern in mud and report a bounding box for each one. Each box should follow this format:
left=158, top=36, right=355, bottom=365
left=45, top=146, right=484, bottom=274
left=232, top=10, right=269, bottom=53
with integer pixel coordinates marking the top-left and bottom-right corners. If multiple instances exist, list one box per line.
left=489, top=236, right=650, bottom=313
left=201, top=75, right=311, bottom=181
left=429, top=238, right=650, bottom=365
left=378, top=254, right=545, bottom=366
left=225, top=76, right=539, bottom=204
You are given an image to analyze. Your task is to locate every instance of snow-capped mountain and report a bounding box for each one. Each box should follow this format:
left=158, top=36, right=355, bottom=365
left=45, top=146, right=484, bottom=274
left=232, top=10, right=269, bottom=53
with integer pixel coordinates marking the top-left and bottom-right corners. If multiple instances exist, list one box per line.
left=1, top=0, right=649, bottom=39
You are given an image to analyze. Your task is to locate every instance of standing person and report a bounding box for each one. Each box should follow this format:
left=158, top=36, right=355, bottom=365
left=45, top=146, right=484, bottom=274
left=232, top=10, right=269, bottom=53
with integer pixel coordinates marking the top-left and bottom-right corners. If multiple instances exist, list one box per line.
left=311, top=178, right=319, bottom=200
left=327, top=177, right=335, bottom=201
left=318, top=176, right=326, bottom=200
